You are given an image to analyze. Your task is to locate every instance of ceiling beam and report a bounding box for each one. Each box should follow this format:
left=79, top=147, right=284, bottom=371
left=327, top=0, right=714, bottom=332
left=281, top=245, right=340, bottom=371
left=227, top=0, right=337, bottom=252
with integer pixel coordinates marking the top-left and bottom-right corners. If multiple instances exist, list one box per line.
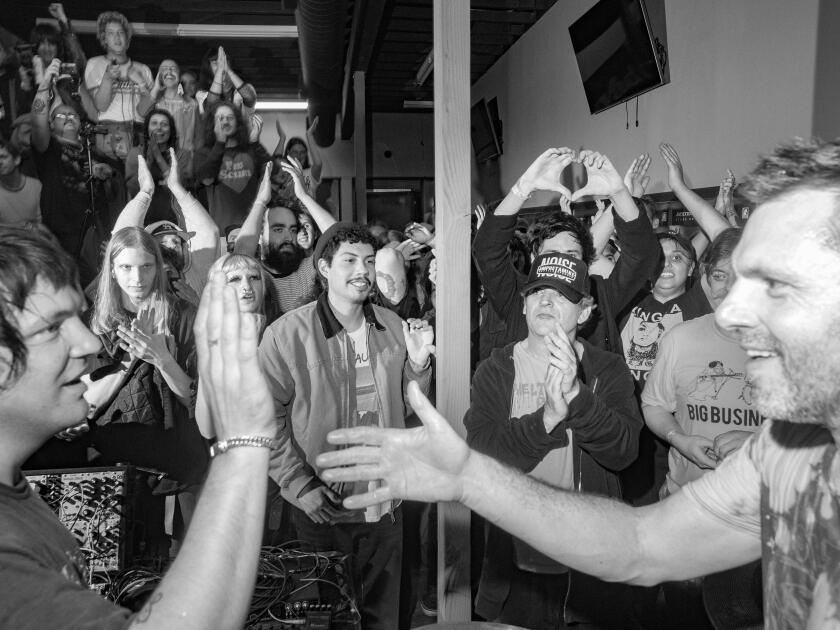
left=340, top=0, right=387, bottom=140
left=36, top=17, right=297, bottom=38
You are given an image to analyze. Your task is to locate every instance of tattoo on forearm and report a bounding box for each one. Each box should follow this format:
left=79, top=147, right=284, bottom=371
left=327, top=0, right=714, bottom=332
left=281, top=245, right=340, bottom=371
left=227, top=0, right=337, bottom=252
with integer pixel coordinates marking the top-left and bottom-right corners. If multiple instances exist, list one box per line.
left=32, top=98, right=47, bottom=114
left=128, top=592, right=162, bottom=626
left=377, top=271, right=397, bottom=301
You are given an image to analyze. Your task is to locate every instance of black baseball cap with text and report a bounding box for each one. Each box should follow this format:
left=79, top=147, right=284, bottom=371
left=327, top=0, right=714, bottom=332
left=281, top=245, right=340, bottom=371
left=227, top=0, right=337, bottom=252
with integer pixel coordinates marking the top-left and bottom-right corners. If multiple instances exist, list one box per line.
left=522, top=252, right=589, bottom=304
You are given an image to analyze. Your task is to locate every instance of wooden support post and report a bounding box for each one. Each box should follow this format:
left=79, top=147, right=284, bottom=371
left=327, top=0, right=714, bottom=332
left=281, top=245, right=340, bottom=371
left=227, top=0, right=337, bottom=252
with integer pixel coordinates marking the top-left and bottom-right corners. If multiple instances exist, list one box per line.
left=340, top=177, right=354, bottom=223
left=434, top=0, right=472, bottom=622
left=353, top=70, right=368, bottom=224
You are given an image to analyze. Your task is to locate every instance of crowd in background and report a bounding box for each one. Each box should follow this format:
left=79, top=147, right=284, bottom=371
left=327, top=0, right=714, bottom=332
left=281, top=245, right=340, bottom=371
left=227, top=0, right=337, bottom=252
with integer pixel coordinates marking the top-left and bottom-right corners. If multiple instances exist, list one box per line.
left=0, top=5, right=767, bottom=630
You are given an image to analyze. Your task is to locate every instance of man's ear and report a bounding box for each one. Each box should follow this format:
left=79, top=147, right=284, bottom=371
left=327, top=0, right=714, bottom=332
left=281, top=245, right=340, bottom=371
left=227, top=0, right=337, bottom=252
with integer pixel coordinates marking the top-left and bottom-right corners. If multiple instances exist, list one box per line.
left=576, top=297, right=595, bottom=326
left=317, top=257, right=330, bottom=281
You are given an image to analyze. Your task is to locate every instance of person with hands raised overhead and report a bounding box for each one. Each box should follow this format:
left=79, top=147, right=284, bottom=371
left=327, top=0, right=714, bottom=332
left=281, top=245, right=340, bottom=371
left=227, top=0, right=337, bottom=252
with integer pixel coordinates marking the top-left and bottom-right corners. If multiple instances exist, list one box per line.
left=137, top=59, right=197, bottom=156
left=271, top=117, right=324, bottom=203
left=473, top=147, right=658, bottom=358
left=466, top=252, right=641, bottom=629
left=233, top=159, right=324, bottom=316
left=197, top=46, right=257, bottom=118
left=194, top=100, right=270, bottom=231
left=258, top=222, right=433, bottom=630
left=0, top=226, right=278, bottom=629
left=659, top=143, right=732, bottom=259
left=113, top=149, right=220, bottom=301
left=124, top=108, right=192, bottom=225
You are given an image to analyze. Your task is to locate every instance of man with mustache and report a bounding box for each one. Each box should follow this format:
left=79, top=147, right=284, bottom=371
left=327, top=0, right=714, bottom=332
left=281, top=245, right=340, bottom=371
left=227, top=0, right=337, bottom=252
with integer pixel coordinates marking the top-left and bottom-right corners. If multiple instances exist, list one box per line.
left=317, top=137, right=840, bottom=628
left=258, top=222, right=434, bottom=630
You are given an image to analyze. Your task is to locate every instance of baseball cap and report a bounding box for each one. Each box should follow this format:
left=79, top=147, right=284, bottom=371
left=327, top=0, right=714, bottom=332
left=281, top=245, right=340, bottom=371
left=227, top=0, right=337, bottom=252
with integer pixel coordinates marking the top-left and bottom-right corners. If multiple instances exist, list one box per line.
left=522, top=252, right=589, bottom=304
left=145, top=220, right=190, bottom=242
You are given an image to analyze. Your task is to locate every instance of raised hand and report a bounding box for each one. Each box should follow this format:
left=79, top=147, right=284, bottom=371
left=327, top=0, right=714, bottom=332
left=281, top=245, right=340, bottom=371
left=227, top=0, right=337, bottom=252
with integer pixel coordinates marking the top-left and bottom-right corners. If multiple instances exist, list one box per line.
left=659, top=143, right=687, bottom=191
left=249, top=114, right=263, bottom=144
left=306, top=115, right=319, bottom=138
left=41, top=58, right=61, bottom=89
left=48, top=3, right=68, bottom=23
left=623, top=153, right=651, bottom=197
left=517, top=148, right=576, bottom=198
left=715, top=169, right=737, bottom=225
left=194, top=270, right=275, bottom=442
left=165, top=148, right=181, bottom=190
left=395, top=238, right=423, bottom=262
left=405, top=222, right=433, bottom=245
left=402, top=318, right=435, bottom=367
left=255, top=162, right=273, bottom=206
left=280, top=156, right=308, bottom=200
left=316, top=381, right=472, bottom=508
left=558, top=195, right=572, bottom=215
left=137, top=155, right=155, bottom=195
left=570, top=150, right=625, bottom=201
left=216, top=46, right=228, bottom=76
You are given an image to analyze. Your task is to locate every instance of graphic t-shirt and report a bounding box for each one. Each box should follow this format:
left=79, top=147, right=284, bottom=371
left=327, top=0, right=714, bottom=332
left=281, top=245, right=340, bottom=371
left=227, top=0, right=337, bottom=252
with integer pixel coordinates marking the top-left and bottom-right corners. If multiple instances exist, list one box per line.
left=620, top=283, right=711, bottom=391
left=642, top=314, right=766, bottom=493
left=684, top=420, right=840, bottom=629
left=84, top=56, right=152, bottom=123
left=202, top=146, right=265, bottom=230
left=347, top=324, right=390, bottom=522
left=510, top=341, right=573, bottom=573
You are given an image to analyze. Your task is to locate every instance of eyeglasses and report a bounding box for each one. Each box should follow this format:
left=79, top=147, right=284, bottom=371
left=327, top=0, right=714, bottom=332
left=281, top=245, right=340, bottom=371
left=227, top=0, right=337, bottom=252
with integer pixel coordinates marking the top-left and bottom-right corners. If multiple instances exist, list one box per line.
left=53, top=113, right=80, bottom=122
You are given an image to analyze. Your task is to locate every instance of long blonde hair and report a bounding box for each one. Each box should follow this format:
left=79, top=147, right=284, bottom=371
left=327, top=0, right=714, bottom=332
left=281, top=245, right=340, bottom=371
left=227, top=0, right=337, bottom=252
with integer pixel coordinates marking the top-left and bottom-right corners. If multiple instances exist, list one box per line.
left=91, top=227, right=171, bottom=335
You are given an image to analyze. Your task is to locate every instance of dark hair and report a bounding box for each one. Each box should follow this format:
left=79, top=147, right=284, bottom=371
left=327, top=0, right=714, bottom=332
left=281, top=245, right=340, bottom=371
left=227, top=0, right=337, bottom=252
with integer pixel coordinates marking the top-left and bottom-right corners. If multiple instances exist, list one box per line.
left=0, top=135, right=21, bottom=160
left=143, top=108, right=178, bottom=151
left=0, top=227, right=79, bottom=389
left=203, top=100, right=249, bottom=148
left=284, top=137, right=310, bottom=169
left=527, top=211, right=596, bottom=264
left=199, top=48, right=218, bottom=92
left=318, top=224, right=378, bottom=268
left=29, top=23, right=62, bottom=55
left=701, top=227, right=742, bottom=272
left=657, top=231, right=697, bottom=268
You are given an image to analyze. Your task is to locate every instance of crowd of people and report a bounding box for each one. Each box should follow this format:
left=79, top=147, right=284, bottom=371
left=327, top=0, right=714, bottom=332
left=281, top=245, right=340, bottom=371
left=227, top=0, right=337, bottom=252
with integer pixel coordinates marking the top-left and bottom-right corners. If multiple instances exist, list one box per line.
left=1, top=5, right=839, bottom=630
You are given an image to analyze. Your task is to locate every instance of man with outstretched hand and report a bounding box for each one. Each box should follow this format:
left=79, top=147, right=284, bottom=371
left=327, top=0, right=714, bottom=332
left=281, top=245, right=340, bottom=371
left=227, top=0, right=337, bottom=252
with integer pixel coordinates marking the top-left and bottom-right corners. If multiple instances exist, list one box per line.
left=317, top=137, right=840, bottom=629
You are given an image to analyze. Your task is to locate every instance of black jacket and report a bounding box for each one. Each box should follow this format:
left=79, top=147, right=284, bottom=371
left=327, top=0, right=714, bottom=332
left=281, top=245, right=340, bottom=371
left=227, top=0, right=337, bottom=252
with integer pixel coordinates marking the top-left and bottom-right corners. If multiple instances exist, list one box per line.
left=466, top=339, right=642, bottom=626
left=474, top=208, right=659, bottom=360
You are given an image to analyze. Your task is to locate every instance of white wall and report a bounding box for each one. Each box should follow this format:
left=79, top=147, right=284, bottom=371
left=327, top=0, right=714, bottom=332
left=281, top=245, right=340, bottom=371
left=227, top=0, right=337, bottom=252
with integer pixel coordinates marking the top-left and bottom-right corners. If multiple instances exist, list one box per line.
left=257, top=111, right=433, bottom=180
left=471, top=0, right=820, bottom=204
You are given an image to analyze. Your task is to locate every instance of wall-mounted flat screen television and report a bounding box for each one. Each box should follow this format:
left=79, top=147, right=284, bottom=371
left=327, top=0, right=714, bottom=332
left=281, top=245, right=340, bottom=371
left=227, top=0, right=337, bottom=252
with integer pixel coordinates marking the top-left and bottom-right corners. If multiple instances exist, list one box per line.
left=569, top=0, right=665, bottom=115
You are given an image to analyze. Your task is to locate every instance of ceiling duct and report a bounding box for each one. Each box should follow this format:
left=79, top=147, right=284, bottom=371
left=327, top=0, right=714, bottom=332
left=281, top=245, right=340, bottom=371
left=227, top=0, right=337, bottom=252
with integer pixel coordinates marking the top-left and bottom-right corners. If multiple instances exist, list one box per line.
left=296, top=0, right=347, bottom=147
